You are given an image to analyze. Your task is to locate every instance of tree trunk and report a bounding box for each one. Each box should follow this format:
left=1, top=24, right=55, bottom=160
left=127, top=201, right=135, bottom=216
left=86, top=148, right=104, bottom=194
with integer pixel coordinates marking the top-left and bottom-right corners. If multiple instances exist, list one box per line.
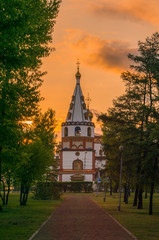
left=114, top=183, right=118, bottom=193
left=110, top=179, right=112, bottom=196
left=124, top=184, right=129, bottom=204
left=149, top=156, right=158, bottom=215
left=5, top=180, right=11, bottom=205
left=0, top=147, right=2, bottom=212
left=0, top=179, right=5, bottom=205
left=133, top=186, right=138, bottom=206
left=138, top=187, right=143, bottom=209
left=20, top=183, right=30, bottom=205
left=149, top=182, right=154, bottom=215
left=145, top=188, right=148, bottom=199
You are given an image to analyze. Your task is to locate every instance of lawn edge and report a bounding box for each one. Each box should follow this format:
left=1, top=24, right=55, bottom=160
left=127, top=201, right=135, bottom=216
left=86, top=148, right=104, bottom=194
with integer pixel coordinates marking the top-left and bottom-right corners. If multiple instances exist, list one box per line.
left=91, top=196, right=138, bottom=240
left=28, top=200, right=63, bottom=240
left=28, top=213, right=52, bottom=240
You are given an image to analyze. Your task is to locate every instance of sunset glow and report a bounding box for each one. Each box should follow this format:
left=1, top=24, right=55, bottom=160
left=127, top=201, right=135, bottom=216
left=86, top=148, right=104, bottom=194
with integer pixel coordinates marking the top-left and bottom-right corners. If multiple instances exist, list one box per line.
left=40, top=0, right=159, bottom=134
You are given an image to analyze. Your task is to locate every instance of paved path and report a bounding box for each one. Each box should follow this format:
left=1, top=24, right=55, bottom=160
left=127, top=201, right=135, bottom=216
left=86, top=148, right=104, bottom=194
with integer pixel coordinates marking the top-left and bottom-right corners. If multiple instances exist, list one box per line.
left=31, top=195, right=137, bottom=240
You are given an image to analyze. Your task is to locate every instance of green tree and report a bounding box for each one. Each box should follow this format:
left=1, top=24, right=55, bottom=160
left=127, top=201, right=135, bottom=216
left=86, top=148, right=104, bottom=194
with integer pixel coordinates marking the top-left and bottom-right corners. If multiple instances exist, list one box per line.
left=0, top=0, right=61, bottom=209
left=16, top=108, right=57, bottom=205
left=17, top=139, right=53, bottom=205
left=99, top=32, right=159, bottom=214
left=33, top=108, right=58, bottom=181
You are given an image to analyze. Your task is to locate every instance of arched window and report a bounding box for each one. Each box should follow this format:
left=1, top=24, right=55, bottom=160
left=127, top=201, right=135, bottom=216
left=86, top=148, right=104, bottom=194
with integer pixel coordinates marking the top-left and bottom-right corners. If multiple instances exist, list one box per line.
left=75, top=126, right=81, bottom=136
left=64, top=127, right=68, bottom=137
left=87, top=127, right=91, bottom=137
left=73, top=160, right=83, bottom=170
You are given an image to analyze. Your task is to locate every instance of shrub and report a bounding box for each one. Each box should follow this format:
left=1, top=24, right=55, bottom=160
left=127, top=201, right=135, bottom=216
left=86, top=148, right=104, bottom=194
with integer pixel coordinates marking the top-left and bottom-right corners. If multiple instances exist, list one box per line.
left=34, top=181, right=93, bottom=199
left=34, top=182, right=61, bottom=200
left=58, top=181, right=93, bottom=193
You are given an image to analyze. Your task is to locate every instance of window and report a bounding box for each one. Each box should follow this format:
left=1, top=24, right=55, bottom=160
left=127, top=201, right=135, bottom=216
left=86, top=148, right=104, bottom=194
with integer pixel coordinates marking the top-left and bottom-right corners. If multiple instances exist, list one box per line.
left=73, top=160, right=83, bottom=170
left=64, top=127, right=68, bottom=137
left=75, top=126, right=81, bottom=136
left=87, top=127, right=91, bottom=137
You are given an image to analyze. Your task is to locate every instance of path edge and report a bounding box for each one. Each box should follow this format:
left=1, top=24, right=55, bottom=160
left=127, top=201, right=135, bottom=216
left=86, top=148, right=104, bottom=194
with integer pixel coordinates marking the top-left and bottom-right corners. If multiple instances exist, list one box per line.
left=28, top=199, right=65, bottom=240
left=91, top=196, right=138, bottom=240
left=28, top=214, right=52, bottom=240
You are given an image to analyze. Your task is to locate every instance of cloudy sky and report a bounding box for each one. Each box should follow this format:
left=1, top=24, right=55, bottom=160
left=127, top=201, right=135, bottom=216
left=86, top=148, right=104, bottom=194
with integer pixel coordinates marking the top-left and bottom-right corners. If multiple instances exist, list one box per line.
left=40, top=0, right=159, bottom=135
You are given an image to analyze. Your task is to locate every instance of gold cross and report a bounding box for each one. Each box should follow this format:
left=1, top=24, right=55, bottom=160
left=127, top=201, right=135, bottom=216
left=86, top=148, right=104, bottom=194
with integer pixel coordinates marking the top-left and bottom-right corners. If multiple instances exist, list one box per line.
left=76, top=59, right=80, bottom=72
left=85, top=93, right=91, bottom=110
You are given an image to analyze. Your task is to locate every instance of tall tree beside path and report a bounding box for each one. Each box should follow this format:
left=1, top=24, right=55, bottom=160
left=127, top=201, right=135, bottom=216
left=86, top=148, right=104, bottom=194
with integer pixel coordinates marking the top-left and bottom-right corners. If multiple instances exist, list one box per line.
left=99, top=32, right=159, bottom=215
left=0, top=0, right=61, bottom=210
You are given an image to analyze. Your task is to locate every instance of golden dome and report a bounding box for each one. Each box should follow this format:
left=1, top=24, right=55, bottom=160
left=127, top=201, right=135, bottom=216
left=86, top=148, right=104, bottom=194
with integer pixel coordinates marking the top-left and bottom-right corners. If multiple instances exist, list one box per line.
left=75, top=71, right=81, bottom=79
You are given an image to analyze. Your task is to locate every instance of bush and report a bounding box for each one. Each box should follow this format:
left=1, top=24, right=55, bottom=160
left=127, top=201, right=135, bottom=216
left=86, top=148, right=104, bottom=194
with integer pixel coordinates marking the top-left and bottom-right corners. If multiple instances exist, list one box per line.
left=34, top=181, right=93, bottom=199
left=34, top=182, right=61, bottom=200
left=58, top=181, right=93, bottom=193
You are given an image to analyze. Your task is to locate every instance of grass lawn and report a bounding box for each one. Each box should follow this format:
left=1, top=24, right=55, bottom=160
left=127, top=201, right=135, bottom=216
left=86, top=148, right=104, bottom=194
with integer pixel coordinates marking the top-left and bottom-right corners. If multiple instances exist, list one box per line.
left=92, top=192, right=159, bottom=240
left=0, top=193, right=62, bottom=240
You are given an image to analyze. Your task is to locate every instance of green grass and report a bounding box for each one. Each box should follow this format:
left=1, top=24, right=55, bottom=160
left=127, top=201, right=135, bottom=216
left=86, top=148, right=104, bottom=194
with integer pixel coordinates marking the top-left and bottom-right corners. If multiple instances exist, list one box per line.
left=0, top=193, right=62, bottom=240
left=92, top=192, right=159, bottom=240
left=1, top=192, right=159, bottom=240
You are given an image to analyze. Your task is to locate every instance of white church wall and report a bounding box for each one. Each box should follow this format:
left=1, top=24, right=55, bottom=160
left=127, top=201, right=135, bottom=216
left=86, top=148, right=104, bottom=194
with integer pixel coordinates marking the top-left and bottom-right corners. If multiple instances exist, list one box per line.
left=62, top=174, right=72, bottom=182
left=62, top=125, right=94, bottom=137
left=62, top=174, right=93, bottom=182
left=95, top=160, right=106, bottom=169
left=63, top=142, right=70, bottom=148
left=62, top=151, right=93, bottom=169
left=86, top=142, right=93, bottom=149
left=94, top=143, right=102, bottom=156
left=84, top=174, right=93, bottom=181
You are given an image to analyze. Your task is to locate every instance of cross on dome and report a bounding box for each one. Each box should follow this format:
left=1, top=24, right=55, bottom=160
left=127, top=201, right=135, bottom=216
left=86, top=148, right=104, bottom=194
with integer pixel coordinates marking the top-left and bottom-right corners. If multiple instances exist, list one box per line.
left=85, top=93, right=91, bottom=110
left=75, top=59, right=81, bottom=83
left=76, top=59, right=80, bottom=72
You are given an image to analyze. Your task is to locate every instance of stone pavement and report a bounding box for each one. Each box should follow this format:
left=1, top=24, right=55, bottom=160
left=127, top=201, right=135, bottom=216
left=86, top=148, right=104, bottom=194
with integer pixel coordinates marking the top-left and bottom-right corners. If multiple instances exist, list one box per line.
left=31, top=195, right=137, bottom=240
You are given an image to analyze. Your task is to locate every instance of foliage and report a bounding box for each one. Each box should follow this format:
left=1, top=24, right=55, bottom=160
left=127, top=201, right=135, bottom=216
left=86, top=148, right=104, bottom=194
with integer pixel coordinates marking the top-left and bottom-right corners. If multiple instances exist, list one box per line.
left=0, top=0, right=61, bottom=208
left=15, top=108, right=57, bottom=205
left=59, top=181, right=93, bottom=193
left=99, top=32, right=159, bottom=214
left=34, top=182, right=61, bottom=200
left=34, top=182, right=93, bottom=198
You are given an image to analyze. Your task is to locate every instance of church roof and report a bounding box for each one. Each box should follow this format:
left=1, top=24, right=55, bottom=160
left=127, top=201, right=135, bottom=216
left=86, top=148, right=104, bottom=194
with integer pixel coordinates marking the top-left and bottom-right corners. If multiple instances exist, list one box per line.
left=66, top=64, right=93, bottom=123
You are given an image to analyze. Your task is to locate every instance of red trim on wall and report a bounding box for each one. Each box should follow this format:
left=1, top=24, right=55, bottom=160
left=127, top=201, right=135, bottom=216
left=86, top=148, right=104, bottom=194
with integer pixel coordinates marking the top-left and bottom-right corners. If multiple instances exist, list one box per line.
left=70, top=137, right=72, bottom=148
left=92, top=151, right=95, bottom=170
left=60, top=151, right=63, bottom=171
left=61, top=138, right=63, bottom=149
left=83, top=137, right=86, bottom=149
left=93, top=137, right=94, bottom=149
left=59, top=175, right=62, bottom=181
left=93, top=174, right=95, bottom=181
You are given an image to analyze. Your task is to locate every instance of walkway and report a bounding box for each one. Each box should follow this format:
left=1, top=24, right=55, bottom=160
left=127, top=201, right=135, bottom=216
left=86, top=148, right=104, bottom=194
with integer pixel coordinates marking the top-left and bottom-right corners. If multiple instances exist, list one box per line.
left=31, top=195, right=137, bottom=240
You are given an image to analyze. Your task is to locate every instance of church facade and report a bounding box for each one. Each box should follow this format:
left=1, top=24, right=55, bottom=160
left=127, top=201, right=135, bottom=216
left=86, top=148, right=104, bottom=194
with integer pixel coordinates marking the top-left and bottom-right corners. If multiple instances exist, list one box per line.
left=58, top=64, right=106, bottom=182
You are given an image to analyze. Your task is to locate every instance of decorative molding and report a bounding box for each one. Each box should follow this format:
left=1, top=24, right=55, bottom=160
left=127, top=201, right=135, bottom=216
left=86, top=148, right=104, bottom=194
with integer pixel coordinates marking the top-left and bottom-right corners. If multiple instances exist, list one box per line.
left=62, top=122, right=94, bottom=126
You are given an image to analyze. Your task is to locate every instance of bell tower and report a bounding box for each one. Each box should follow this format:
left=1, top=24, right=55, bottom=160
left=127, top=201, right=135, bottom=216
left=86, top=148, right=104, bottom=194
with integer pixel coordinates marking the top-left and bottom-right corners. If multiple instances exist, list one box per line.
left=59, top=62, right=95, bottom=182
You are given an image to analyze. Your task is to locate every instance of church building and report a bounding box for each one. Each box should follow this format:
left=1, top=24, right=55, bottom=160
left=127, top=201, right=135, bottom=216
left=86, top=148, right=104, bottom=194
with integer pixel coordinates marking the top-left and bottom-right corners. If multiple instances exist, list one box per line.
left=59, top=63, right=96, bottom=182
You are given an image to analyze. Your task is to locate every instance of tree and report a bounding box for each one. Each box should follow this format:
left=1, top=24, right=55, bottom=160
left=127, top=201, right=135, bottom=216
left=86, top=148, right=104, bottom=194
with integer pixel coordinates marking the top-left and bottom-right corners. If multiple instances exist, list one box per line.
left=0, top=0, right=61, bottom=209
left=99, top=32, right=159, bottom=214
left=15, top=108, right=57, bottom=205
left=33, top=108, right=58, bottom=181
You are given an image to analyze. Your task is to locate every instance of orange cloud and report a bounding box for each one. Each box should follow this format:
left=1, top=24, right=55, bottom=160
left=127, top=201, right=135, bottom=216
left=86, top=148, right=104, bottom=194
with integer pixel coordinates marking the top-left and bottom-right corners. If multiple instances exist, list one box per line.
left=91, top=0, right=159, bottom=25
left=66, top=30, right=136, bottom=73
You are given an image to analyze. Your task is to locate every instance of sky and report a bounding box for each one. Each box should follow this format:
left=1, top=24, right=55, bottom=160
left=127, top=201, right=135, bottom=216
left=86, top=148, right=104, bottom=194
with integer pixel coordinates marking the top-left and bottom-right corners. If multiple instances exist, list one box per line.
left=40, top=0, right=159, bottom=138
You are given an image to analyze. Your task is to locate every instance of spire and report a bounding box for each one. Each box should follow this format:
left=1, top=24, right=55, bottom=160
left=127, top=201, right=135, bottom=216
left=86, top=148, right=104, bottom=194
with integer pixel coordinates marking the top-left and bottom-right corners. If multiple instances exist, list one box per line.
left=75, top=59, right=81, bottom=84
left=65, top=63, right=93, bottom=123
